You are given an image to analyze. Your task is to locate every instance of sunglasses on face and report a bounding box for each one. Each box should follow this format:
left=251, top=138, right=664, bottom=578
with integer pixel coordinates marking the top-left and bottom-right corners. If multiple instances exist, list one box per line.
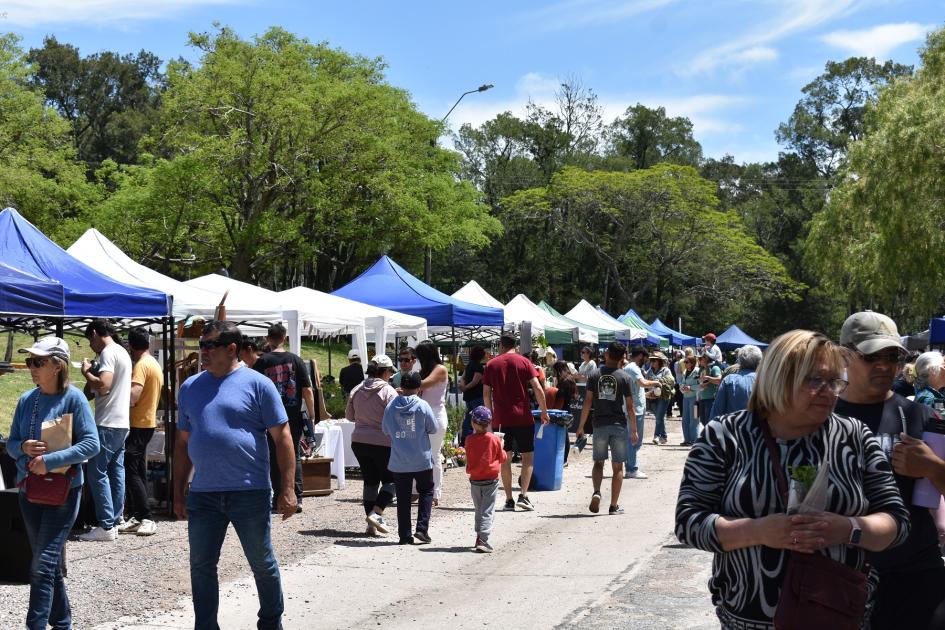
left=25, top=357, right=49, bottom=369
left=804, top=375, right=848, bottom=395
left=199, top=339, right=232, bottom=350
left=398, top=357, right=412, bottom=363
left=858, top=351, right=903, bottom=364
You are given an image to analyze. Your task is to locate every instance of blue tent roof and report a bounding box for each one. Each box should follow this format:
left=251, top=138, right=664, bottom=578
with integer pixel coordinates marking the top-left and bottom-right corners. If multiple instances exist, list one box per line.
left=332, top=256, right=504, bottom=327
left=0, top=208, right=169, bottom=318
left=715, top=324, right=768, bottom=351
left=649, top=318, right=700, bottom=346
left=0, top=263, right=65, bottom=316
left=605, top=308, right=665, bottom=346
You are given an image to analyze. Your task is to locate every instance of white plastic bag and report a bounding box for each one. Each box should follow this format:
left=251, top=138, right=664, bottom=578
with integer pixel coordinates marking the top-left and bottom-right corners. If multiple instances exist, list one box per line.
left=787, top=458, right=830, bottom=514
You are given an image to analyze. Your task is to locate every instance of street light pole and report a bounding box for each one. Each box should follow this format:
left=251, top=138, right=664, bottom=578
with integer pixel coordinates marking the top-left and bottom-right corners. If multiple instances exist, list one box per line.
left=426, top=83, right=494, bottom=284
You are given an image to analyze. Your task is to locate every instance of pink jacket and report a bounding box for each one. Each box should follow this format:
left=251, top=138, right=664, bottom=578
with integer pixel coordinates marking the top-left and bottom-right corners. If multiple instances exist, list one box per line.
left=346, top=378, right=398, bottom=447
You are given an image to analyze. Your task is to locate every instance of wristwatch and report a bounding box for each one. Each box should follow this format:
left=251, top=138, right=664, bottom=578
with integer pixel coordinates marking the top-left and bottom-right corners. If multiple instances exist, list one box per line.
left=848, top=517, right=863, bottom=545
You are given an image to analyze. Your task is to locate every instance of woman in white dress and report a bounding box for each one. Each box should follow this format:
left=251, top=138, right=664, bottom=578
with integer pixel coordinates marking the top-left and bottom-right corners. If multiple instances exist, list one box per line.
left=415, top=340, right=449, bottom=504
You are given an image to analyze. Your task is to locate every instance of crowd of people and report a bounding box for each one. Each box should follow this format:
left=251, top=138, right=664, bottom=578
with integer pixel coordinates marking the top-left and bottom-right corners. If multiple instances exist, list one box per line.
left=10, top=309, right=945, bottom=630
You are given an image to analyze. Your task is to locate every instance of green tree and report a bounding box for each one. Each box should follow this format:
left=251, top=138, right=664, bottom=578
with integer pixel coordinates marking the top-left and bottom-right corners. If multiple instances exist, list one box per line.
left=606, top=104, right=702, bottom=169
left=805, top=28, right=945, bottom=330
left=0, top=34, right=94, bottom=236
left=117, top=26, right=498, bottom=286
left=27, top=36, right=164, bottom=171
left=776, top=57, right=912, bottom=178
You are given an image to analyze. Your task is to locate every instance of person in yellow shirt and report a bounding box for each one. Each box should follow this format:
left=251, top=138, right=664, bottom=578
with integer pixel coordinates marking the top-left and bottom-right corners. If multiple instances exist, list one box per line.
left=117, top=328, right=163, bottom=536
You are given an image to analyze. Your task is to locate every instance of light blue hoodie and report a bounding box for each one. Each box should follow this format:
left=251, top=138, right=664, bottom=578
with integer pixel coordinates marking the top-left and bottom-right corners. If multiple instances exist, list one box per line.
left=382, top=394, right=438, bottom=473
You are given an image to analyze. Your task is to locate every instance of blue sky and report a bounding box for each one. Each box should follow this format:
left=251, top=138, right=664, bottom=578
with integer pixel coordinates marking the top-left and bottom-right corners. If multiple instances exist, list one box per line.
left=3, top=0, right=941, bottom=164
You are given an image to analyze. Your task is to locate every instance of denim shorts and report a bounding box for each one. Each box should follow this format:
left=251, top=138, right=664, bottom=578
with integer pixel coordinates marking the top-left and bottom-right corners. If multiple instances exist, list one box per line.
left=592, top=424, right=628, bottom=463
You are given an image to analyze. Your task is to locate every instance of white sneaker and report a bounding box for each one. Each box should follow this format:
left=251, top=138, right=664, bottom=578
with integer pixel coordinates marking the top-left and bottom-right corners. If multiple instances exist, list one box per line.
left=135, top=519, right=157, bottom=536
left=117, top=518, right=140, bottom=534
left=79, top=526, right=118, bottom=542
left=366, top=512, right=389, bottom=535
left=624, top=470, right=649, bottom=479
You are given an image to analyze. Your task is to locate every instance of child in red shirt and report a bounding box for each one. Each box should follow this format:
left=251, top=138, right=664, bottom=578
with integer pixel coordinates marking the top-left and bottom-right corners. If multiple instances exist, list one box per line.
left=464, top=406, right=507, bottom=553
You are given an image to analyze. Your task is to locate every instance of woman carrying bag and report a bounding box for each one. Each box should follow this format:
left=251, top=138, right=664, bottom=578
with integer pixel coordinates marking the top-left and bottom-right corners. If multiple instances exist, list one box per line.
left=7, top=337, right=100, bottom=630
left=675, top=330, right=909, bottom=629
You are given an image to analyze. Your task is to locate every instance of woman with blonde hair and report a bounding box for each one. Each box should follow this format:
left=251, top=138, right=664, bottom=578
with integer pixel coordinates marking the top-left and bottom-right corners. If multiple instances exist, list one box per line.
left=676, top=329, right=909, bottom=628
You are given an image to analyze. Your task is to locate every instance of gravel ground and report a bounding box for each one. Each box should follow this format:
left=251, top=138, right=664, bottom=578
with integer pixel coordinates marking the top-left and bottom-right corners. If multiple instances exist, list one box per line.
left=0, top=463, right=474, bottom=629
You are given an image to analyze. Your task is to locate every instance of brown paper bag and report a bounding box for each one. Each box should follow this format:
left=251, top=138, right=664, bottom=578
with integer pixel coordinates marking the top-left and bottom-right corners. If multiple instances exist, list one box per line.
left=41, top=413, right=73, bottom=474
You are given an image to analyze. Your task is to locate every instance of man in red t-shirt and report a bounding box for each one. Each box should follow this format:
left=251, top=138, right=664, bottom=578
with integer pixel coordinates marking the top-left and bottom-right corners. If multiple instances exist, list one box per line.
left=483, top=334, right=550, bottom=512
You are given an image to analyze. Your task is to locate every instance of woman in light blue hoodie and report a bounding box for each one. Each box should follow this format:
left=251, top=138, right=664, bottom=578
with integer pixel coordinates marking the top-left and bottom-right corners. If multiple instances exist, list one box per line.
left=382, top=371, right=439, bottom=545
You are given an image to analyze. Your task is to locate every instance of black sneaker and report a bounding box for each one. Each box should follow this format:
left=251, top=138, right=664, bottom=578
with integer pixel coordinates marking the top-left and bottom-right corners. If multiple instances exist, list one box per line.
left=609, top=505, right=625, bottom=515
left=504, top=498, right=515, bottom=511
left=399, top=537, right=415, bottom=545
left=413, top=531, right=432, bottom=544
left=589, top=492, right=601, bottom=514
left=516, top=495, right=534, bottom=511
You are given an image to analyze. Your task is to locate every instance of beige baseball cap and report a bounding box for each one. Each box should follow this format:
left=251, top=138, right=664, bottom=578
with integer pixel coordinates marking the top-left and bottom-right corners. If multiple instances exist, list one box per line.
left=839, top=311, right=906, bottom=355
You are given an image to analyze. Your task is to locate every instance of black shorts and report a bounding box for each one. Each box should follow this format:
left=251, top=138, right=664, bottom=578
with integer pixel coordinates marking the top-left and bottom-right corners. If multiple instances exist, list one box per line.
left=498, top=425, right=535, bottom=454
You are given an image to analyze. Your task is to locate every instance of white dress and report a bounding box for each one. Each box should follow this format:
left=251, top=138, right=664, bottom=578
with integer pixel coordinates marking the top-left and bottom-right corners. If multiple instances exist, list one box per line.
left=420, top=374, right=449, bottom=500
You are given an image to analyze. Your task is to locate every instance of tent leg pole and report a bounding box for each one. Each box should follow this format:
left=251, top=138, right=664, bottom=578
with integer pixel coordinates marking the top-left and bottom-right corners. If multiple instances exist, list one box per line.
left=167, top=316, right=177, bottom=518
left=55, top=319, right=63, bottom=337
left=452, top=326, right=459, bottom=408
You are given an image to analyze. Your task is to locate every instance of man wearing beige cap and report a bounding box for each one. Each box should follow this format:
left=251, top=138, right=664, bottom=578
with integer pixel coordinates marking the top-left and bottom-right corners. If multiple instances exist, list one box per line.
left=835, top=311, right=945, bottom=629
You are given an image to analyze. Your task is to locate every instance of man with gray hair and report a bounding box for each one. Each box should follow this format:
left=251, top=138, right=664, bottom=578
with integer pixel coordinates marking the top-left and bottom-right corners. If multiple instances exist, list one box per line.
left=913, top=351, right=945, bottom=411
left=708, top=345, right=762, bottom=420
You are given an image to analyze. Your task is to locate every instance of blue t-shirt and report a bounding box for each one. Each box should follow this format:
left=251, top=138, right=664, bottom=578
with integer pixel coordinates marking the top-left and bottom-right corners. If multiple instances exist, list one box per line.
left=623, top=362, right=646, bottom=416
left=6, top=386, right=99, bottom=489
left=178, top=366, right=288, bottom=492
left=381, top=395, right=438, bottom=473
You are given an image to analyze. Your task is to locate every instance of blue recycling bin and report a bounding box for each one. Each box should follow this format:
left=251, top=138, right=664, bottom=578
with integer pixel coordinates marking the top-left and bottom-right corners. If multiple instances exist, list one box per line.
left=530, top=410, right=568, bottom=491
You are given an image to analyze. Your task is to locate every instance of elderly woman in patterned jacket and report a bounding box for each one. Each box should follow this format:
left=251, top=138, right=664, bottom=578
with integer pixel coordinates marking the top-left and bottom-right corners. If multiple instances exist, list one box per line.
left=675, top=329, right=910, bottom=629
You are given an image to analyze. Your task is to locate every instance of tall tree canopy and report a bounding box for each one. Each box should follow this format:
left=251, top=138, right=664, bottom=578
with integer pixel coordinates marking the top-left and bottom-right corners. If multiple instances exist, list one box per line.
left=607, top=104, right=702, bottom=170
left=806, top=27, right=945, bottom=330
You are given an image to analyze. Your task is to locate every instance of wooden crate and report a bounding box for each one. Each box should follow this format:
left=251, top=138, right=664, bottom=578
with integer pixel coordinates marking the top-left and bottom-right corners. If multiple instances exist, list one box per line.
left=301, top=457, right=333, bottom=497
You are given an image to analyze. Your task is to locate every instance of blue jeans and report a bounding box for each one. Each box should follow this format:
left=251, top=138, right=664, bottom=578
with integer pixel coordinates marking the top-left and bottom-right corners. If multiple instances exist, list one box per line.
left=624, top=413, right=645, bottom=473
left=19, top=486, right=81, bottom=630
left=461, top=398, right=484, bottom=446
left=681, top=397, right=698, bottom=443
left=87, top=426, right=128, bottom=529
left=187, top=489, right=283, bottom=630
left=652, top=398, right=669, bottom=440
left=698, top=398, right=715, bottom=426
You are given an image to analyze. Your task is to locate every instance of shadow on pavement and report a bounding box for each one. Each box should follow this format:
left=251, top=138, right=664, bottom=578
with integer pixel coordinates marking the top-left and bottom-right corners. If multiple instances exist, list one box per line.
left=539, top=513, right=597, bottom=519
left=417, top=546, right=475, bottom=554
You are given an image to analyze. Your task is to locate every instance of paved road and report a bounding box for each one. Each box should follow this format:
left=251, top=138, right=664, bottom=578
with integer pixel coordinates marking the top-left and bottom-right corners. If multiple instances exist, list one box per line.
left=104, top=416, right=716, bottom=629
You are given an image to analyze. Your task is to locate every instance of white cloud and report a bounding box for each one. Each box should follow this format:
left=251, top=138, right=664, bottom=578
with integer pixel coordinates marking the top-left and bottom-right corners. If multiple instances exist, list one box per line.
left=0, top=0, right=242, bottom=26
left=822, top=22, right=934, bottom=59
left=683, top=0, right=861, bottom=76
left=522, top=0, right=678, bottom=32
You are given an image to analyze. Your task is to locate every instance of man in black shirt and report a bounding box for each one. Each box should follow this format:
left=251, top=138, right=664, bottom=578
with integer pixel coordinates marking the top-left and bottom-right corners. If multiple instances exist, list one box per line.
left=253, top=323, right=316, bottom=509
left=835, top=311, right=945, bottom=630
left=339, top=349, right=365, bottom=399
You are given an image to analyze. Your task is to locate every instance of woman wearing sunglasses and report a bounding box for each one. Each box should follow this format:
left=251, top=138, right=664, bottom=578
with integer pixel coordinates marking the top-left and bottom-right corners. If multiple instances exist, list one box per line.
left=7, top=337, right=99, bottom=630
left=675, top=330, right=909, bottom=629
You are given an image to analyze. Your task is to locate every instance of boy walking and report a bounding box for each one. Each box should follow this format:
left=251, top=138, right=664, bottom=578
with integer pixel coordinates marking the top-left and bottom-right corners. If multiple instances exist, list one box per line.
left=464, top=406, right=507, bottom=553
left=382, top=372, right=438, bottom=545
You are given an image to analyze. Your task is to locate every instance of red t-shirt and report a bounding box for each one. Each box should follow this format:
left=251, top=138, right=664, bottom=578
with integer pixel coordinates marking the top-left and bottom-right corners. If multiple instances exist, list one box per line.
left=465, top=432, right=507, bottom=481
left=482, top=352, right=538, bottom=428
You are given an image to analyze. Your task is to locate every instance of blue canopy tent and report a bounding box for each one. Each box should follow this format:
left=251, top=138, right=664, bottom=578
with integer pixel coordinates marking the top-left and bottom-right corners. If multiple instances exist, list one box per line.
left=332, top=255, right=503, bottom=327
left=615, top=308, right=669, bottom=348
left=649, top=318, right=699, bottom=346
left=0, top=263, right=65, bottom=317
left=0, top=208, right=169, bottom=318
left=930, top=318, right=945, bottom=345
left=715, top=324, right=768, bottom=351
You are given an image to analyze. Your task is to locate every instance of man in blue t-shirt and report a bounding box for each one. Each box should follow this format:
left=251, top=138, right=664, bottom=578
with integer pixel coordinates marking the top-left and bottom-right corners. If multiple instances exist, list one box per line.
left=173, top=320, right=296, bottom=630
left=623, top=346, right=659, bottom=480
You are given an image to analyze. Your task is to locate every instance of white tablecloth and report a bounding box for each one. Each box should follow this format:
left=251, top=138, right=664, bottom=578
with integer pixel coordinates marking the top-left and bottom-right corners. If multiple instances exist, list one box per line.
left=312, top=423, right=346, bottom=489
left=323, top=419, right=359, bottom=468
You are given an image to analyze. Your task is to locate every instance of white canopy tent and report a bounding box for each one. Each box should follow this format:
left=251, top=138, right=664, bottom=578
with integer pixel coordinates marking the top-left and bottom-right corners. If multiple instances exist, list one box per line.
left=185, top=274, right=301, bottom=351
left=565, top=299, right=644, bottom=341
left=278, top=286, right=429, bottom=358
left=67, top=229, right=285, bottom=323
left=451, top=280, right=505, bottom=309
left=504, top=294, right=598, bottom=344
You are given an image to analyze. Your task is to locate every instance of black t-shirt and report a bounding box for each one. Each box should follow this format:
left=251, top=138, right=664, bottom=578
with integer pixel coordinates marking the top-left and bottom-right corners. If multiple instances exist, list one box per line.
left=339, top=363, right=365, bottom=396
left=587, top=367, right=632, bottom=428
left=253, top=351, right=312, bottom=425
left=835, top=393, right=944, bottom=573
left=462, top=361, right=485, bottom=402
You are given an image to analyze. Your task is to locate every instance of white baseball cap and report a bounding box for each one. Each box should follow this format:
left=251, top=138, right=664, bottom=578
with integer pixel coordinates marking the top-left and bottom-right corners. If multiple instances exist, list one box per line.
left=347, top=349, right=360, bottom=360
left=19, top=336, right=70, bottom=362
left=372, top=354, right=394, bottom=369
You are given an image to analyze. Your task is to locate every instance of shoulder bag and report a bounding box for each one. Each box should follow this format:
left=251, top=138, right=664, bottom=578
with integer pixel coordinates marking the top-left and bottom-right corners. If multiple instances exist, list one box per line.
left=758, top=415, right=869, bottom=630
left=19, top=390, right=75, bottom=506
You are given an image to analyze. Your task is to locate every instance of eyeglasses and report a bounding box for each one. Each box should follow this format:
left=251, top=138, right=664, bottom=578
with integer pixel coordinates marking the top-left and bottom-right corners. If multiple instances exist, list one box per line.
left=804, top=375, right=848, bottom=395
left=858, top=350, right=903, bottom=364
left=199, top=339, right=232, bottom=350
left=398, top=357, right=412, bottom=363
left=25, top=357, right=49, bottom=369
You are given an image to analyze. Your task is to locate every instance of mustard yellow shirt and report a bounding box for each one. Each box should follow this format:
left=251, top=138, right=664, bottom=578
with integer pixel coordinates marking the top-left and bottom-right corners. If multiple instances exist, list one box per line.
left=130, top=354, right=163, bottom=429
